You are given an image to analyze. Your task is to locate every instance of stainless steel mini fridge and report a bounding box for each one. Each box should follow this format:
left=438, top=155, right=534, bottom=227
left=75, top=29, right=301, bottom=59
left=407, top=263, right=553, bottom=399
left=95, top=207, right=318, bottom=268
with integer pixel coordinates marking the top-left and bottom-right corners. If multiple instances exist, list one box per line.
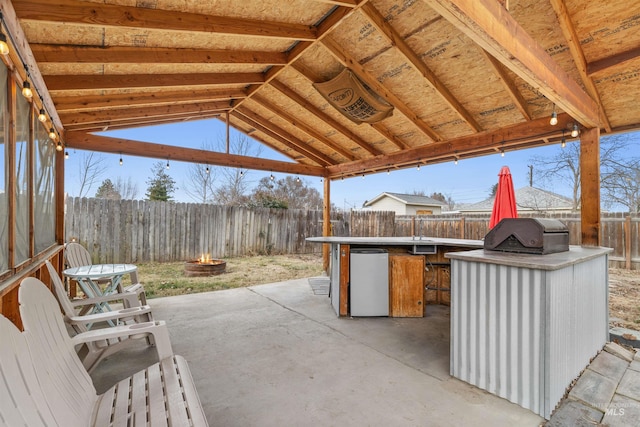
left=349, top=248, right=389, bottom=316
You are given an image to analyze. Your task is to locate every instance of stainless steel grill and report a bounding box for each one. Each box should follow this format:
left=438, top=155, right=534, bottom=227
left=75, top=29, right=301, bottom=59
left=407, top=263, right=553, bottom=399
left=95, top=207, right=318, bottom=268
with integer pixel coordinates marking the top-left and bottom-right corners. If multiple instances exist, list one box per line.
left=484, top=218, right=569, bottom=255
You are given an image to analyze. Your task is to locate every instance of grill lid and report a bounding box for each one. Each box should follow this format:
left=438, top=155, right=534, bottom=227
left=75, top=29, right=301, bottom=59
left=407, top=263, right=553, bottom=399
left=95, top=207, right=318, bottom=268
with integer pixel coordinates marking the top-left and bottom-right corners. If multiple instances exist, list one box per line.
left=484, top=218, right=569, bottom=254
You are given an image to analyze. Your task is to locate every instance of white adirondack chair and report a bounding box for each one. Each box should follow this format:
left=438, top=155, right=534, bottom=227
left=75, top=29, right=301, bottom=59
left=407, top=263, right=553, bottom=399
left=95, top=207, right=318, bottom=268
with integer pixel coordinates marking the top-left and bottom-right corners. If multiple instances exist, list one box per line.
left=0, top=315, right=58, bottom=426
left=64, top=241, right=147, bottom=307
left=3, top=278, right=208, bottom=426
left=32, top=269, right=169, bottom=373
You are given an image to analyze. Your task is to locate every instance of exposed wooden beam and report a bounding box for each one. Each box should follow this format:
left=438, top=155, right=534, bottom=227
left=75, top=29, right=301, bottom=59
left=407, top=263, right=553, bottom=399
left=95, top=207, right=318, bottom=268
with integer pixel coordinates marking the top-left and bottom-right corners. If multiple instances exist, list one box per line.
left=234, top=107, right=336, bottom=167
left=64, top=132, right=326, bottom=177
left=270, top=79, right=381, bottom=157
left=14, top=0, right=318, bottom=41
left=54, top=89, right=247, bottom=112
left=31, top=44, right=289, bottom=65
left=321, top=36, right=442, bottom=142
left=252, top=94, right=357, bottom=161
left=326, top=113, right=576, bottom=177
left=426, top=0, right=600, bottom=128
left=313, top=0, right=359, bottom=7
left=549, top=0, right=611, bottom=132
left=45, top=73, right=264, bottom=91
left=587, top=47, right=640, bottom=76
left=60, top=101, right=231, bottom=126
left=480, top=49, right=531, bottom=121
left=361, top=2, right=481, bottom=132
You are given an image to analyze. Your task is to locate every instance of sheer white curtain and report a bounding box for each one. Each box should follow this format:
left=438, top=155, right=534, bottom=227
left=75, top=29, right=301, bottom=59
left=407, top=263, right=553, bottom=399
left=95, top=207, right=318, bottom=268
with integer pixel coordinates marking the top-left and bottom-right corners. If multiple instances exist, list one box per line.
left=14, top=82, right=30, bottom=264
left=0, top=64, right=6, bottom=272
left=34, top=122, right=55, bottom=253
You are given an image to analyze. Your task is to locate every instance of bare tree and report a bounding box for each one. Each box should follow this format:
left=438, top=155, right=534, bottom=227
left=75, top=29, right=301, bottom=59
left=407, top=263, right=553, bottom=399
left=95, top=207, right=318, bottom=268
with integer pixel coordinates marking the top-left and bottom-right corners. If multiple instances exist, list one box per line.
left=600, top=134, right=640, bottom=212
left=76, top=152, right=108, bottom=198
left=530, top=133, right=637, bottom=212
left=183, top=134, right=260, bottom=205
left=183, top=141, right=218, bottom=203
left=250, top=176, right=323, bottom=209
left=114, top=176, right=140, bottom=200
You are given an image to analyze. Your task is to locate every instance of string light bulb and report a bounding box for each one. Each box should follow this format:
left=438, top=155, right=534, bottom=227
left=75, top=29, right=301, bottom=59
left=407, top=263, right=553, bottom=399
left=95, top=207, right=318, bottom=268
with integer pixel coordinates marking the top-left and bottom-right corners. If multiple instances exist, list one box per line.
left=55, top=141, right=63, bottom=152
left=0, top=33, right=9, bottom=56
left=166, top=160, right=170, bottom=170
left=240, top=170, right=244, bottom=177
left=571, top=123, right=579, bottom=138
left=48, top=128, right=57, bottom=140
left=561, top=130, right=566, bottom=148
left=64, top=151, right=69, bottom=160
left=119, top=156, right=123, bottom=166
left=416, top=164, right=421, bottom=171
left=549, top=105, right=558, bottom=125
left=205, top=165, right=209, bottom=174
left=295, top=176, right=301, bottom=183
left=501, top=149, right=505, bottom=157
left=21, top=81, right=32, bottom=99
left=38, top=108, right=47, bottom=122
left=454, top=158, right=458, bottom=165
left=269, top=173, right=275, bottom=181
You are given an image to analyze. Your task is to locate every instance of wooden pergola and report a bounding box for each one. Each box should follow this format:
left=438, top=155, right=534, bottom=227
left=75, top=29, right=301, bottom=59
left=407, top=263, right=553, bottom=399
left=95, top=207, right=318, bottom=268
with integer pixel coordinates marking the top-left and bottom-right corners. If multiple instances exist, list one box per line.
left=1, top=0, right=639, bottom=314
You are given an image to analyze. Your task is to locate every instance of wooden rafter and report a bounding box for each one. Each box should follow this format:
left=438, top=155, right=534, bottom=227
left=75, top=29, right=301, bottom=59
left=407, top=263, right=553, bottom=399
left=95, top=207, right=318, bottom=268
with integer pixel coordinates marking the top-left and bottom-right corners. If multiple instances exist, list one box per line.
left=54, top=89, right=247, bottom=113
left=549, top=0, right=612, bottom=132
left=480, top=49, right=531, bottom=121
left=59, top=101, right=231, bottom=126
left=45, top=73, right=264, bottom=91
left=270, top=78, right=380, bottom=157
left=252, top=94, right=357, bottom=162
left=426, top=0, right=600, bottom=128
left=321, top=36, right=442, bottom=142
left=587, top=47, right=640, bottom=76
left=31, top=44, right=289, bottom=65
left=234, top=107, right=336, bottom=167
left=64, top=132, right=326, bottom=176
left=63, top=112, right=224, bottom=132
left=14, top=0, right=318, bottom=40
left=361, top=2, right=481, bottom=132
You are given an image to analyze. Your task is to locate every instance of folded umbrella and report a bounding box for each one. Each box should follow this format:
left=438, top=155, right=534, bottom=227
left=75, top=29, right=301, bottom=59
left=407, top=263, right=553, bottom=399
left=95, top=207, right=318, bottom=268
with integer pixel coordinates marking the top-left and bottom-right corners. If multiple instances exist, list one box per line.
left=489, top=166, right=518, bottom=229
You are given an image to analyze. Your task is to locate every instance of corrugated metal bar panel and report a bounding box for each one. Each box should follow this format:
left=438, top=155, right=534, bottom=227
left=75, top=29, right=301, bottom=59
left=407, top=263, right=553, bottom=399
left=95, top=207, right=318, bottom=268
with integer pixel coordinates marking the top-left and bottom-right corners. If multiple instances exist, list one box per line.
left=450, top=260, right=545, bottom=415
left=546, top=257, right=608, bottom=417
left=451, top=254, right=609, bottom=419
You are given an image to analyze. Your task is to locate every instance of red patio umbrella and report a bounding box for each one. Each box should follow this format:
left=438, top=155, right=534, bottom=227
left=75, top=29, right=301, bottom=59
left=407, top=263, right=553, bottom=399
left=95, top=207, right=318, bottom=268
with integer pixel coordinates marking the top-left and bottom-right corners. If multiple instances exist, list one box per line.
left=489, top=166, right=518, bottom=229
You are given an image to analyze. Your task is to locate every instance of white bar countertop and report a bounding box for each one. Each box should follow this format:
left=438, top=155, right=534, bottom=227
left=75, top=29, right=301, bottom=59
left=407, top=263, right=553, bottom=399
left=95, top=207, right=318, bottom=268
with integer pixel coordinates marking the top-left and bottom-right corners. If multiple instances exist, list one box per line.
left=445, top=246, right=613, bottom=271
left=305, top=236, right=484, bottom=248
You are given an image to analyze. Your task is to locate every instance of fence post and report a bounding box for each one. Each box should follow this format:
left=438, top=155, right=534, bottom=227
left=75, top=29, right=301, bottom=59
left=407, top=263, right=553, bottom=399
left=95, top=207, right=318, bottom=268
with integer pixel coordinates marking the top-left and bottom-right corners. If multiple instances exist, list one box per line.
left=460, top=217, right=465, bottom=239
left=625, top=216, right=631, bottom=270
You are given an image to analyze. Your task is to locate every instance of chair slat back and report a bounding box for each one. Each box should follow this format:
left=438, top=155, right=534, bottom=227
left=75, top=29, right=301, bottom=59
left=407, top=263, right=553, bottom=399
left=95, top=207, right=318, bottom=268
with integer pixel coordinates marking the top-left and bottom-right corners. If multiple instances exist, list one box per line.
left=45, top=260, right=89, bottom=333
left=18, top=277, right=98, bottom=425
left=0, top=315, right=57, bottom=427
left=65, top=242, right=93, bottom=268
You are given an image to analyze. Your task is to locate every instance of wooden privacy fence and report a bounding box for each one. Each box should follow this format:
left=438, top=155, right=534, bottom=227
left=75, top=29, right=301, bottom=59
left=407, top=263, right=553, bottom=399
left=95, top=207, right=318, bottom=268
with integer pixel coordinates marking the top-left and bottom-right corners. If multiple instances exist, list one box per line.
left=65, top=197, right=639, bottom=269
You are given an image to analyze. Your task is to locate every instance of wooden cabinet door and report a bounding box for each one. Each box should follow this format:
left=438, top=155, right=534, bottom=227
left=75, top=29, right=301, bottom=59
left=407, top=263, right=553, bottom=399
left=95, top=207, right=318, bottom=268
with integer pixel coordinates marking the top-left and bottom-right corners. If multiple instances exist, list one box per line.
left=389, top=254, right=424, bottom=317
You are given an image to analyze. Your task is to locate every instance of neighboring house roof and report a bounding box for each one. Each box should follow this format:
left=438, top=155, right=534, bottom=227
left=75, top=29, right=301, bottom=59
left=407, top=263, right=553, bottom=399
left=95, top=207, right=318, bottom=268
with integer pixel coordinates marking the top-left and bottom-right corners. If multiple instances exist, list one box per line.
left=364, top=192, right=447, bottom=208
left=458, top=187, right=574, bottom=212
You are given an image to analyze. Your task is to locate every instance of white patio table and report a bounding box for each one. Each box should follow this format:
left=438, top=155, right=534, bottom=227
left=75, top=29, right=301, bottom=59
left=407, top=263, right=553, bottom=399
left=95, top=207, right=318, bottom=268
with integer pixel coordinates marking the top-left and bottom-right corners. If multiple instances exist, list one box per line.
left=63, top=264, right=138, bottom=322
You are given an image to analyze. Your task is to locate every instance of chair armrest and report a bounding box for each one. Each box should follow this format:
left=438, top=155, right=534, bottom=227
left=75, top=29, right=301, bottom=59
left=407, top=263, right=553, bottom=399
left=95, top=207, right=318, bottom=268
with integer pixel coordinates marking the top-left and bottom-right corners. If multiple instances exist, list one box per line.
left=69, top=292, right=140, bottom=308
left=71, top=320, right=173, bottom=360
left=66, top=305, right=153, bottom=325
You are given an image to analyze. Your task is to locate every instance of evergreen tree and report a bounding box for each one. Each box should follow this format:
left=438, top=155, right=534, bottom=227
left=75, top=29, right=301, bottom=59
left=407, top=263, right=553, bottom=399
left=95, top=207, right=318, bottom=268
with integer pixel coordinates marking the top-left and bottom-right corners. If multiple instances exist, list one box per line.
left=95, top=178, right=121, bottom=200
left=145, top=161, right=177, bottom=201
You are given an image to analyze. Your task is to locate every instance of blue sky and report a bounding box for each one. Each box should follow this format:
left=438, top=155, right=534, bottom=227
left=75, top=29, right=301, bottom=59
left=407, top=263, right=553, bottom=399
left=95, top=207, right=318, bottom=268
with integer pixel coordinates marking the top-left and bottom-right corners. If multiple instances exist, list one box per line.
left=63, top=118, right=639, bottom=211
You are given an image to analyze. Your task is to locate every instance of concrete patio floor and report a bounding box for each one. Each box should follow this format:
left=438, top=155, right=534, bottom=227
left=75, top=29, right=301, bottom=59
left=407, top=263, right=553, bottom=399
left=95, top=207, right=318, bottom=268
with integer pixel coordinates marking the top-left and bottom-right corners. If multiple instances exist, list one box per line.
left=91, top=278, right=544, bottom=426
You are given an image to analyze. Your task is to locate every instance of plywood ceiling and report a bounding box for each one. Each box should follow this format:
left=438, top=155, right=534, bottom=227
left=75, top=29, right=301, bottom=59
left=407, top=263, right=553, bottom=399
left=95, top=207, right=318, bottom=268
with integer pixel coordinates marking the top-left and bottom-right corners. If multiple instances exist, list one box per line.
left=4, top=0, right=640, bottom=179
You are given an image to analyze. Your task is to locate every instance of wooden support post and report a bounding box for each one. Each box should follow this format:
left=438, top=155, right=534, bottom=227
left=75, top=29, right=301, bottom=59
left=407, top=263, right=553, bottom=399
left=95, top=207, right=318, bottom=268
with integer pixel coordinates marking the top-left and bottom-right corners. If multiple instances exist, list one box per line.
left=625, top=216, right=631, bottom=270
left=322, top=177, right=331, bottom=273
left=460, top=217, right=466, bottom=239
left=580, top=127, right=601, bottom=246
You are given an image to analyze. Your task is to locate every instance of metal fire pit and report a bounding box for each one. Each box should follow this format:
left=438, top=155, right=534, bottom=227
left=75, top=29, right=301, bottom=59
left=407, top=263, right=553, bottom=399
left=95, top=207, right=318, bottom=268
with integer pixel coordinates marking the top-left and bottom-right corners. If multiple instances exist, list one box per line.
left=184, top=259, right=227, bottom=277
left=484, top=218, right=569, bottom=255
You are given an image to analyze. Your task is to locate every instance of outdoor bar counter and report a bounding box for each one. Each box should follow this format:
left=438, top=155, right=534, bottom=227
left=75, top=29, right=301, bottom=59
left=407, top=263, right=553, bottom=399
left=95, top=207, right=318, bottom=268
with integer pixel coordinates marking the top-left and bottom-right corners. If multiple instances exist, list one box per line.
left=306, top=236, right=483, bottom=317
left=445, top=246, right=612, bottom=419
